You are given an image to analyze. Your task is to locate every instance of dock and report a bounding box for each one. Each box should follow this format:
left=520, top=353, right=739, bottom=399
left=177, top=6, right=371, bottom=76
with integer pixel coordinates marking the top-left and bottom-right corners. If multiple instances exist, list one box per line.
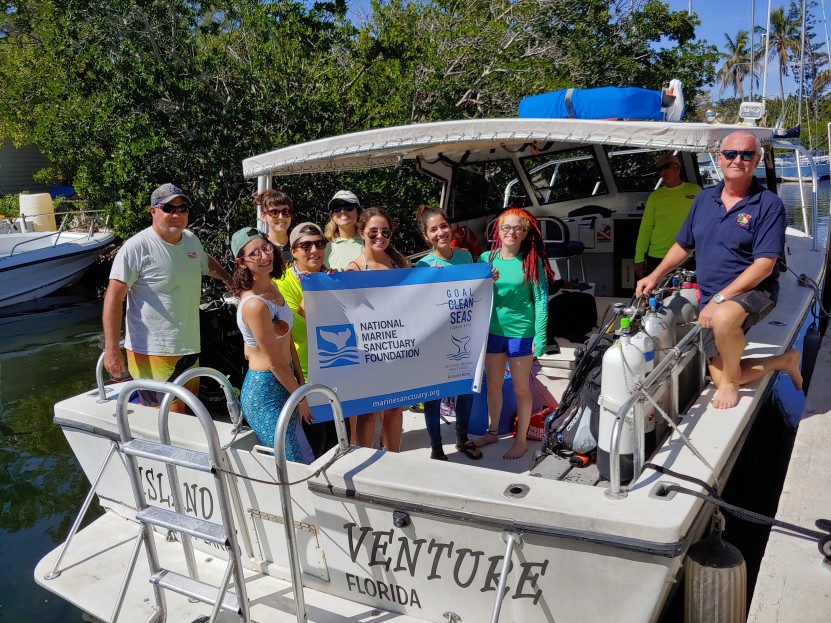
left=747, top=337, right=831, bottom=621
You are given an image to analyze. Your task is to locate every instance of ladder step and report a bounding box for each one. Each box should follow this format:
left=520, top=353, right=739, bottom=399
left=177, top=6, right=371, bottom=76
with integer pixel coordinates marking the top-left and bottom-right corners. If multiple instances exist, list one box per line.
left=121, top=439, right=213, bottom=472
left=137, top=506, right=229, bottom=546
left=150, top=569, right=240, bottom=614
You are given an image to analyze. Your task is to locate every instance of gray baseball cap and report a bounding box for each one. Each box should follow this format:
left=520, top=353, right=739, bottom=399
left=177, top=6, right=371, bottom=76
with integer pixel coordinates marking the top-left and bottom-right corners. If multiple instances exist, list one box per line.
left=231, top=227, right=268, bottom=258
left=289, top=222, right=324, bottom=247
left=327, top=190, right=361, bottom=210
left=151, top=183, right=189, bottom=206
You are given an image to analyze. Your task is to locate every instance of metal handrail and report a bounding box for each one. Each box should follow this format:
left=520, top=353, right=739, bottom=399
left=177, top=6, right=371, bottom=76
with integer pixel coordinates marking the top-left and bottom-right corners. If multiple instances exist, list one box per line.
left=114, top=379, right=250, bottom=622
left=272, top=383, right=349, bottom=623
left=606, top=324, right=702, bottom=499
left=490, top=531, right=523, bottom=622
left=771, top=140, right=819, bottom=248
left=7, top=209, right=109, bottom=256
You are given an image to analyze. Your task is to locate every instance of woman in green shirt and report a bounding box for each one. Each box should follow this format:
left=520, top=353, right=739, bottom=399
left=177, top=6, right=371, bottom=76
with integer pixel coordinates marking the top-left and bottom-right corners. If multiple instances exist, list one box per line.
left=475, top=208, right=555, bottom=460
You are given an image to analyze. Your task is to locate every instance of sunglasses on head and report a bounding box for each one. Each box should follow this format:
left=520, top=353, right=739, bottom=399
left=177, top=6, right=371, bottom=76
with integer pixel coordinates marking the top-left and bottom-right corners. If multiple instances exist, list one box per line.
left=156, top=203, right=189, bottom=214
left=330, top=203, right=357, bottom=213
left=720, top=149, right=757, bottom=162
left=367, top=228, right=392, bottom=240
left=265, top=207, right=292, bottom=218
left=294, top=239, right=326, bottom=251
left=656, top=162, right=676, bottom=172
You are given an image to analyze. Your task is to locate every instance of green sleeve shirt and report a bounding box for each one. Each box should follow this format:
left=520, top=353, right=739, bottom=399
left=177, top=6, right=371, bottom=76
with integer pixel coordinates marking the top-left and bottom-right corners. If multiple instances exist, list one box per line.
left=478, top=252, right=548, bottom=357
left=634, top=182, right=701, bottom=262
left=415, top=248, right=473, bottom=267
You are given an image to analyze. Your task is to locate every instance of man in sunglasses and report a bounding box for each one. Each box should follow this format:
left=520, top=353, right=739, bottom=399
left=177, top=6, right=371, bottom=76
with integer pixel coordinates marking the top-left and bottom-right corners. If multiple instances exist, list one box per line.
left=633, top=154, right=701, bottom=279
left=636, top=130, right=801, bottom=410
left=103, top=183, right=231, bottom=410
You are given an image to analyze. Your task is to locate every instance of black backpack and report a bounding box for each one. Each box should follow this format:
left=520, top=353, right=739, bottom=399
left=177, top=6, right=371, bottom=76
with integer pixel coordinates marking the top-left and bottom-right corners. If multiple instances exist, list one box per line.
left=548, top=291, right=597, bottom=343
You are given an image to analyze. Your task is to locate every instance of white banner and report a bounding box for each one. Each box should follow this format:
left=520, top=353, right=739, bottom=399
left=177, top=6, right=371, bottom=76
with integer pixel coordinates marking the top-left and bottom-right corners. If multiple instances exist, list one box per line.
left=303, top=264, right=493, bottom=419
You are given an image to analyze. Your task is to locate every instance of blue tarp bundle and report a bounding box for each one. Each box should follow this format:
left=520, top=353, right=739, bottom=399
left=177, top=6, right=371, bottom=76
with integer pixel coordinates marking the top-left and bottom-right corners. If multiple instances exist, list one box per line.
left=518, top=86, right=665, bottom=121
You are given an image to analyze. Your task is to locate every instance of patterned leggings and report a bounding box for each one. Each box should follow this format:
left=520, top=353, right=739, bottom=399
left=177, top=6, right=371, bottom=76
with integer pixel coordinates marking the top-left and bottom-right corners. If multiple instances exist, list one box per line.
left=240, top=369, right=304, bottom=462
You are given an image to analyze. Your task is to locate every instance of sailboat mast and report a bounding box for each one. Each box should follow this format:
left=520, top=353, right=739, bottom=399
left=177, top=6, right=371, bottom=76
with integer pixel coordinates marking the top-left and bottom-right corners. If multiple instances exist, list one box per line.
left=750, top=0, right=756, bottom=100
left=798, top=0, right=807, bottom=134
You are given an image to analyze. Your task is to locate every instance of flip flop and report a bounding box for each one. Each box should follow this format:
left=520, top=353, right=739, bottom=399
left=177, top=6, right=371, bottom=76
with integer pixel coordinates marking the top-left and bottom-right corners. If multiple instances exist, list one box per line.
left=456, top=440, right=484, bottom=460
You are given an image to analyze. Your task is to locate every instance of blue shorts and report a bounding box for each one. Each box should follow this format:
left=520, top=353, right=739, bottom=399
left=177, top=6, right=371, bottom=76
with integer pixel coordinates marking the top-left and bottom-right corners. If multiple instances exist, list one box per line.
left=486, top=333, right=533, bottom=357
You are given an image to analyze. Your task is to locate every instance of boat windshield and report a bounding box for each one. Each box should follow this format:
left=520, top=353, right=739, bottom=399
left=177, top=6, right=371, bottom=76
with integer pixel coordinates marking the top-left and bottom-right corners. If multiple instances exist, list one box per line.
left=519, top=146, right=606, bottom=205
left=447, top=159, right=531, bottom=221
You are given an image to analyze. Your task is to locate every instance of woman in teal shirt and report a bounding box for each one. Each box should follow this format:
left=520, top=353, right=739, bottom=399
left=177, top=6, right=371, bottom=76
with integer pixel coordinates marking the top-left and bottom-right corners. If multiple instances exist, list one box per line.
left=475, top=208, right=554, bottom=459
left=415, top=205, right=483, bottom=461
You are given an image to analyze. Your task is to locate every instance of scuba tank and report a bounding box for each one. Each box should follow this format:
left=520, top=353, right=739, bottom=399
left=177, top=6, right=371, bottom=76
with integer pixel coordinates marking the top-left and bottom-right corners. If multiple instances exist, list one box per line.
left=642, top=296, right=676, bottom=365
left=597, top=317, right=656, bottom=482
left=664, top=273, right=698, bottom=339
left=680, top=269, right=700, bottom=306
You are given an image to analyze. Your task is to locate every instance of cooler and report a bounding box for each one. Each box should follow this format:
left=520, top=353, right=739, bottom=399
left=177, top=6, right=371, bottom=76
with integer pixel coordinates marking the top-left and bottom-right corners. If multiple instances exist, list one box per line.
left=468, top=371, right=518, bottom=435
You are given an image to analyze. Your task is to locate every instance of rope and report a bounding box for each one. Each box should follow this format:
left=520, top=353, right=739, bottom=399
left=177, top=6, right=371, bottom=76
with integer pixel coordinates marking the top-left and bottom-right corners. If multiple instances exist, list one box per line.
left=214, top=445, right=353, bottom=487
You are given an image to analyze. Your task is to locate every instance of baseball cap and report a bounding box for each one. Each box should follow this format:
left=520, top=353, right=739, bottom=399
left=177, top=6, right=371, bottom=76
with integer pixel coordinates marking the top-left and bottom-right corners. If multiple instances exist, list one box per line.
left=289, top=222, right=324, bottom=247
left=151, top=183, right=189, bottom=206
left=327, top=190, right=361, bottom=210
left=231, top=227, right=268, bottom=258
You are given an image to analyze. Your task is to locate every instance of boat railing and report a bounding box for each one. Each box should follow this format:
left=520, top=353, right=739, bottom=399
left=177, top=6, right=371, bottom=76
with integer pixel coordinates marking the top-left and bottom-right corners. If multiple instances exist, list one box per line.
left=606, top=324, right=704, bottom=499
left=7, top=208, right=110, bottom=256
left=772, top=140, right=819, bottom=248
left=273, top=383, right=350, bottom=623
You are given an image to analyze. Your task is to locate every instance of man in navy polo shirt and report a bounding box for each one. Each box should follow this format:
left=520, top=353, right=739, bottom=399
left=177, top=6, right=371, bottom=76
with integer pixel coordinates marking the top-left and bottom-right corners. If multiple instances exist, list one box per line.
left=636, top=131, right=802, bottom=409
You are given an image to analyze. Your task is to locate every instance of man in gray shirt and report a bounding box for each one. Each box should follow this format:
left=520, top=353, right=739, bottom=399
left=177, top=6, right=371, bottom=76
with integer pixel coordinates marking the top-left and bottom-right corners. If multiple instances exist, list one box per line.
left=103, top=183, right=230, bottom=410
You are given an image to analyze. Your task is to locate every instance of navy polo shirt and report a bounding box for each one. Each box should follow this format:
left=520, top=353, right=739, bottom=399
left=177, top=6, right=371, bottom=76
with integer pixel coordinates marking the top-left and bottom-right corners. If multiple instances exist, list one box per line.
left=675, top=179, right=785, bottom=305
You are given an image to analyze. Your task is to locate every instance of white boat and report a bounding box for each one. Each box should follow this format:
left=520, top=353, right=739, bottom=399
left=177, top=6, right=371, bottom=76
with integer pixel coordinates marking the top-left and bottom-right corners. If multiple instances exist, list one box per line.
left=0, top=216, right=115, bottom=308
left=774, top=155, right=831, bottom=182
left=35, top=118, right=827, bottom=622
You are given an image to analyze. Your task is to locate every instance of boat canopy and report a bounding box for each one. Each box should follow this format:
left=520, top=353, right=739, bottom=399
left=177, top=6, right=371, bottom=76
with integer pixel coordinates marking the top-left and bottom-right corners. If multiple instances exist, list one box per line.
left=242, top=118, right=773, bottom=179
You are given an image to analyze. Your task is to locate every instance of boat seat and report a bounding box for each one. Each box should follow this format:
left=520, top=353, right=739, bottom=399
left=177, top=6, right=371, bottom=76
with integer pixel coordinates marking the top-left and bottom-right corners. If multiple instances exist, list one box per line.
left=539, top=216, right=586, bottom=282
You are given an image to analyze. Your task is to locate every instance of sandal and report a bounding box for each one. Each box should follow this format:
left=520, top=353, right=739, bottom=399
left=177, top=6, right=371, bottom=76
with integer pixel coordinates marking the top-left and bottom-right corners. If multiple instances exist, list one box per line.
left=456, top=440, right=484, bottom=460
left=472, top=429, right=499, bottom=448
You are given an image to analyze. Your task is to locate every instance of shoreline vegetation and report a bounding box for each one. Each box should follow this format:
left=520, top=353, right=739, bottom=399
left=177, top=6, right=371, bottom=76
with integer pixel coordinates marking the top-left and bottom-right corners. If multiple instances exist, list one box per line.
left=1, top=1, right=828, bottom=257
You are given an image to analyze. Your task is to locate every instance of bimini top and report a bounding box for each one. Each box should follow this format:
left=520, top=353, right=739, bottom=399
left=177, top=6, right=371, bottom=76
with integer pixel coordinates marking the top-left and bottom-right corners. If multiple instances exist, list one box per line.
left=242, top=118, right=773, bottom=179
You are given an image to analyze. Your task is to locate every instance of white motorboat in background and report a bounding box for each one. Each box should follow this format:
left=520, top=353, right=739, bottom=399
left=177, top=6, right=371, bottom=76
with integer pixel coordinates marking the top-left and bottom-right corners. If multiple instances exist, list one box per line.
left=0, top=212, right=115, bottom=308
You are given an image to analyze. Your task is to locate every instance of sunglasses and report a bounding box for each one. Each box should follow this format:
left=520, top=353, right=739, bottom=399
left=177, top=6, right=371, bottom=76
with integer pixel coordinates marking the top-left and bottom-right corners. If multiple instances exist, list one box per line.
left=265, top=207, right=292, bottom=218
left=330, top=204, right=357, bottom=213
left=719, top=150, right=757, bottom=162
left=656, top=162, right=676, bottom=172
left=243, top=242, right=275, bottom=260
left=367, top=228, right=392, bottom=240
left=294, top=239, right=326, bottom=251
left=156, top=203, right=189, bottom=214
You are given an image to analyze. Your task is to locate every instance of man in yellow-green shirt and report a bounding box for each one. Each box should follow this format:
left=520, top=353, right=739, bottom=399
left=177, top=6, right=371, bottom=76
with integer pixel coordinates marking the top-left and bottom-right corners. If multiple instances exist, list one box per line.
left=634, top=154, right=701, bottom=278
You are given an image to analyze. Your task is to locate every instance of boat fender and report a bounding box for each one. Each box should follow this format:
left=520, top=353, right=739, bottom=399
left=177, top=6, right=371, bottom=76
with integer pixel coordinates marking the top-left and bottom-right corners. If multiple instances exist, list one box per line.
left=684, top=513, right=746, bottom=623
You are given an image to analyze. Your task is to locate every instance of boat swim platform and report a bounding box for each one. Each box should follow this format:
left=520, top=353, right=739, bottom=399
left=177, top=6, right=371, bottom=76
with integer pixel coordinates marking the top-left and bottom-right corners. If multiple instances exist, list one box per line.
left=747, top=335, right=831, bottom=622
left=35, top=511, right=427, bottom=623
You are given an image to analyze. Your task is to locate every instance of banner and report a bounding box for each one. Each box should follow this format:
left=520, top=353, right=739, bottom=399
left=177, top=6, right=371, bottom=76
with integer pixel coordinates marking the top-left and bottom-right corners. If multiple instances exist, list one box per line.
left=303, top=264, right=493, bottom=420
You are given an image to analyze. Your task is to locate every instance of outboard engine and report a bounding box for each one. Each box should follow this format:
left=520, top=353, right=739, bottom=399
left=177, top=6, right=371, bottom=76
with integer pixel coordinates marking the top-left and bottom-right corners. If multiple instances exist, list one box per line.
left=597, top=317, right=656, bottom=482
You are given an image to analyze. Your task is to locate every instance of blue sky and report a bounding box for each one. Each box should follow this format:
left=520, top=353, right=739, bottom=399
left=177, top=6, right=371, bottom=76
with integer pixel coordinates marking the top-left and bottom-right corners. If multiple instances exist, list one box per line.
left=668, top=0, right=829, bottom=97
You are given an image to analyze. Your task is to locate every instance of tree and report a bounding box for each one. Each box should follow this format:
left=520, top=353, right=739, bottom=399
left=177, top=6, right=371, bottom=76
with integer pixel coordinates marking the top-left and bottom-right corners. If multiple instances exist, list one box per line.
left=758, top=6, right=802, bottom=103
left=717, top=30, right=762, bottom=99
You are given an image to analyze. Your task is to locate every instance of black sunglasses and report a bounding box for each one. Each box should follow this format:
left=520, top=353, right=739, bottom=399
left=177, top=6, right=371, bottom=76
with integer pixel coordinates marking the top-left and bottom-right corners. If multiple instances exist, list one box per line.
left=294, top=239, right=326, bottom=251
left=330, top=203, right=357, bottom=213
left=656, top=162, right=676, bottom=172
left=156, top=203, right=189, bottom=214
left=719, top=150, right=757, bottom=162
left=367, top=228, right=392, bottom=240
left=265, top=208, right=292, bottom=218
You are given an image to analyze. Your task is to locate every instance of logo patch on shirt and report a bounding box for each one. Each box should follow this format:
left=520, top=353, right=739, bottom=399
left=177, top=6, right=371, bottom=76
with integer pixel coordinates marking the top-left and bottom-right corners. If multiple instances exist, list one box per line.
left=736, top=213, right=751, bottom=228
left=187, top=251, right=198, bottom=259
left=685, top=194, right=697, bottom=199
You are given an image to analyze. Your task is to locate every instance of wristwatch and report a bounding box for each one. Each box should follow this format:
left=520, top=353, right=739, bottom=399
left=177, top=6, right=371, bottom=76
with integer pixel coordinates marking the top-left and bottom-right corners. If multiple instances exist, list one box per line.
left=713, top=293, right=725, bottom=304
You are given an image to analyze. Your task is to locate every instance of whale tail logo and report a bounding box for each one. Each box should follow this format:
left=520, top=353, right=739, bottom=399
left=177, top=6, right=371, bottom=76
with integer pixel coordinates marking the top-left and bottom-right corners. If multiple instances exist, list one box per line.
left=317, top=324, right=359, bottom=368
left=447, top=334, right=471, bottom=361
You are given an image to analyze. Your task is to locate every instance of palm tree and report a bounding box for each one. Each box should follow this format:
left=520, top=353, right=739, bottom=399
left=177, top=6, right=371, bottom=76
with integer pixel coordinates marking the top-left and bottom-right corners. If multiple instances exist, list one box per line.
left=717, top=30, right=763, bottom=99
left=757, top=7, right=801, bottom=102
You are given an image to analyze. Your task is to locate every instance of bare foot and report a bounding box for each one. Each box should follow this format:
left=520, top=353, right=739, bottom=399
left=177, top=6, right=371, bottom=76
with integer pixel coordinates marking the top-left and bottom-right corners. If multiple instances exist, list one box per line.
left=473, top=430, right=499, bottom=448
left=503, top=440, right=528, bottom=460
left=713, top=381, right=740, bottom=409
left=784, top=348, right=803, bottom=390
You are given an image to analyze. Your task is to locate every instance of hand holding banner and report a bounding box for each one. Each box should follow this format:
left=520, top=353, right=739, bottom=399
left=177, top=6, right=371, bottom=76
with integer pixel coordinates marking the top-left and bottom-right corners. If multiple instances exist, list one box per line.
left=302, top=264, right=493, bottom=420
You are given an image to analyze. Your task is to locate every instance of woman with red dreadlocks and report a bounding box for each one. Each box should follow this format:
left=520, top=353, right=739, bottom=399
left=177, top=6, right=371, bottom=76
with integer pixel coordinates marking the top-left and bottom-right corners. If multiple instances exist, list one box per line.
left=473, top=208, right=555, bottom=459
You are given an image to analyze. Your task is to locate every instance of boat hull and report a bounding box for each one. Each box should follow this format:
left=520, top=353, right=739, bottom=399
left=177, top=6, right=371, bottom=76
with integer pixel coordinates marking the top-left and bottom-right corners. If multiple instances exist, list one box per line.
left=0, top=231, right=115, bottom=308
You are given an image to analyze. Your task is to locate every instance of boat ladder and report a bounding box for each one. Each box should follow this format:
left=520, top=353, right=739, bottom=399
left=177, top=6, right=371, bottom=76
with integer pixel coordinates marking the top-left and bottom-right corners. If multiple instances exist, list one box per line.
left=112, top=376, right=250, bottom=623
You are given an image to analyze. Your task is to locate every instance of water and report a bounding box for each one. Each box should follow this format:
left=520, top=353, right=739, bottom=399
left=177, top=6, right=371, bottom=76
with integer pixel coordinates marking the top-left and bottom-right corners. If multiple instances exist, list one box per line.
left=1, top=181, right=828, bottom=622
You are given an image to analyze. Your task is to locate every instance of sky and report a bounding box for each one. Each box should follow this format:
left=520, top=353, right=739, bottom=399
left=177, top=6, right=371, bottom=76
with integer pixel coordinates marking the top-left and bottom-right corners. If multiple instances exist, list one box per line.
left=667, top=0, right=831, bottom=98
